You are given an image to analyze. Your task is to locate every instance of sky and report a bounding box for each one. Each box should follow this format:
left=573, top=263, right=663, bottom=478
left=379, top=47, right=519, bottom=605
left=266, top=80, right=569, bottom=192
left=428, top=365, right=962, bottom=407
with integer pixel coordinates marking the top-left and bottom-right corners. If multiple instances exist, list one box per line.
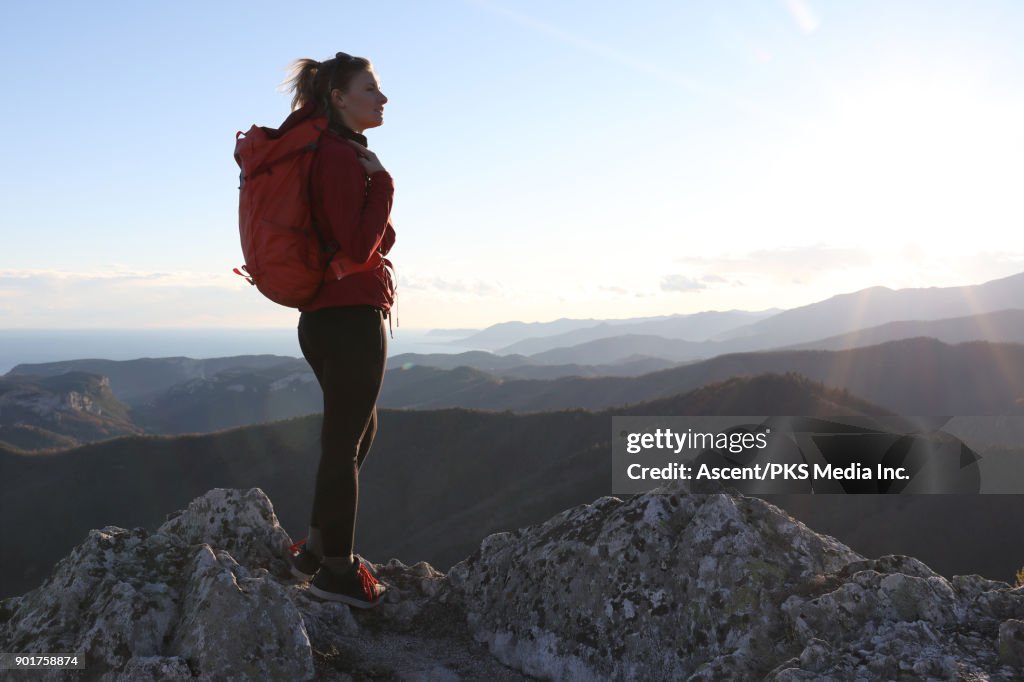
left=2, top=0, right=1023, bottom=332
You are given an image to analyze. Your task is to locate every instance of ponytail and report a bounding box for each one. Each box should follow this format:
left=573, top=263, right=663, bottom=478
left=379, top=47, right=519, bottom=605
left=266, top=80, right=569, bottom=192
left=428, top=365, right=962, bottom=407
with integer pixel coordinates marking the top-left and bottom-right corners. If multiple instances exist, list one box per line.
left=279, top=58, right=323, bottom=112
left=279, top=52, right=373, bottom=117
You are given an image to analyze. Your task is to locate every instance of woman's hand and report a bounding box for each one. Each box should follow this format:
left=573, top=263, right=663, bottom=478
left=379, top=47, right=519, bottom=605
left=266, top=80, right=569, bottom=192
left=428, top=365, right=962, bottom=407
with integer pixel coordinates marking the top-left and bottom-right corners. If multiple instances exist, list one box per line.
left=347, top=140, right=387, bottom=175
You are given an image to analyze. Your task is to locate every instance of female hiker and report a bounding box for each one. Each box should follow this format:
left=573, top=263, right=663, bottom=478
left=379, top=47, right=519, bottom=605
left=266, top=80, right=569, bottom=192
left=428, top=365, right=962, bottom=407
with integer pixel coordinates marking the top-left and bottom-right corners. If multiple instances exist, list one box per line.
left=279, top=52, right=396, bottom=608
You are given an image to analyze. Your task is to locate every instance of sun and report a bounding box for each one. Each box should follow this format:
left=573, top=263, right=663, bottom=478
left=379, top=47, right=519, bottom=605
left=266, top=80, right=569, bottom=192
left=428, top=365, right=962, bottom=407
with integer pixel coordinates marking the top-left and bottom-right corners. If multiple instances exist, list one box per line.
left=766, top=63, right=1022, bottom=257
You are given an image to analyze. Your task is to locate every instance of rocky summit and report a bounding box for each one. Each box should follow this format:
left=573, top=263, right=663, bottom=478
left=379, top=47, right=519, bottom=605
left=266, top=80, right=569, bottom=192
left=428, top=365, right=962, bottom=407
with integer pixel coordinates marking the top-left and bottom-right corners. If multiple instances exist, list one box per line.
left=1, top=487, right=1022, bottom=681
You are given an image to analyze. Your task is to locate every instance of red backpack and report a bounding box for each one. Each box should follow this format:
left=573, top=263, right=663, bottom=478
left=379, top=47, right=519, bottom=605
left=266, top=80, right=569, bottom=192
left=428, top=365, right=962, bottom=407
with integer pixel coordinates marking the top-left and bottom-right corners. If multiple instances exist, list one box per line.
left=233, top=115, right=383, bottom=307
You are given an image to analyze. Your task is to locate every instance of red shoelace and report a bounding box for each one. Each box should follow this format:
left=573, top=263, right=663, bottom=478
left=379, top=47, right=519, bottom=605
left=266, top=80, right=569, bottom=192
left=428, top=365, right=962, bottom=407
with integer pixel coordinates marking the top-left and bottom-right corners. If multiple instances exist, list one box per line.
left=290, top=537, right=382, bottom=601
left=357, top=563, right=383, bottom=602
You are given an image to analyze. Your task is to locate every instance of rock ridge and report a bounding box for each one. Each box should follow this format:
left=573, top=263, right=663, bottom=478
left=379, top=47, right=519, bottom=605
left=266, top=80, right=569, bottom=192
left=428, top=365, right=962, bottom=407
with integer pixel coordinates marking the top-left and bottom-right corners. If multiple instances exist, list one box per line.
left=1, top=486, right=1021, bottom=680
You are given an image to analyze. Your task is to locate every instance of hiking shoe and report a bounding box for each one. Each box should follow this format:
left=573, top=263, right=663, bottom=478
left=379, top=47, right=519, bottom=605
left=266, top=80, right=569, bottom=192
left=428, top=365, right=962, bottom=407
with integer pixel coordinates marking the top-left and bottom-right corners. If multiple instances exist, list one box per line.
left=288, top=538, right=322, bottom=581
left=309, top=558, right=386, bottom=608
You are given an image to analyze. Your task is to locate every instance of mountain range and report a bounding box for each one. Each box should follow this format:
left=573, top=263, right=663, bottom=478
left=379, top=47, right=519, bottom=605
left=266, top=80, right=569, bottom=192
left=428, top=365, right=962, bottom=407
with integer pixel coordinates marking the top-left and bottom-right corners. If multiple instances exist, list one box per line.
left=450, top=271, right=1024, bottom=359
left=5, top=335, right=1024, bottom=451
left=3, top=372, right=1023, bottom=605
left=4, top=272, right=1024, bottom=449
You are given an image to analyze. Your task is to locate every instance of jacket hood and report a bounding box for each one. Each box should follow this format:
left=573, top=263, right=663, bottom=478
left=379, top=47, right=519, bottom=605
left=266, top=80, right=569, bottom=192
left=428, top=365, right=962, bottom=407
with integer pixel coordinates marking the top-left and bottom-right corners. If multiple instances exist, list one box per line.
left=278, top=101, right=325, bottom=136
left=277, top=102, right=367, bottom=147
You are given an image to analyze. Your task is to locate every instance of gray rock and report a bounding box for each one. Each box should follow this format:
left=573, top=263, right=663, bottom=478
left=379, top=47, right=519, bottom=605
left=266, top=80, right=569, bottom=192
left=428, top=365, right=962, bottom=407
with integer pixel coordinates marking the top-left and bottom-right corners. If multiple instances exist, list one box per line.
left=445, top=491, right=860, bottom=680
left=0, top=488, right=530, bottom=681
left=446, top=490, right=1024, bottom=681
left=2, top=485, right=1022, bottom=680
left=0, top=489, right=314, bottom=682
left=999, top=618, right=1024, bottom=667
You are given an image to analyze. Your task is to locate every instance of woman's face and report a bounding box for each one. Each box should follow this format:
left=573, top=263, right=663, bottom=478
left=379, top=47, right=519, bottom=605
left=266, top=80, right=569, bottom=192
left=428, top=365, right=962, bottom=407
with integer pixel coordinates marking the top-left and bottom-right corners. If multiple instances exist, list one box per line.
left=332, top=69, right=388, bottom=133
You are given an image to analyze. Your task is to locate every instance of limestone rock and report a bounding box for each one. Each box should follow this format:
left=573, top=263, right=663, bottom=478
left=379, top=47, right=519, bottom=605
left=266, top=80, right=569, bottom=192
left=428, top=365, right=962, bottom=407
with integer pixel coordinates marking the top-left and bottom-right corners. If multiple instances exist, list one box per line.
left=0, top=489, right=313, bottom=682
left=0, top=488, right=529, bottom=681
left=2, top=485, right=1023, bottom=680
left=999, top=618, right=1024, bottom=667
left=445, top=490, right=1024, bottom=681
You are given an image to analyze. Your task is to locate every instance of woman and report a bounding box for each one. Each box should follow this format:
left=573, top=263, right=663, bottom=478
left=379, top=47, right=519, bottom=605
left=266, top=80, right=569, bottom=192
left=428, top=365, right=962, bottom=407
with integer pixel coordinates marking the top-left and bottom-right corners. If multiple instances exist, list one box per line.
left=279, top=52, right=396, bottom=608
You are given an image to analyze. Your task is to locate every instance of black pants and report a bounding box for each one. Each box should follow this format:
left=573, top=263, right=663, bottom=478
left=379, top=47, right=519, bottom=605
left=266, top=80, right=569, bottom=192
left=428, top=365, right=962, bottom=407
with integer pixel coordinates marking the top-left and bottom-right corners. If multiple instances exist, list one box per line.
left=298, top=305, right=387, bottom=558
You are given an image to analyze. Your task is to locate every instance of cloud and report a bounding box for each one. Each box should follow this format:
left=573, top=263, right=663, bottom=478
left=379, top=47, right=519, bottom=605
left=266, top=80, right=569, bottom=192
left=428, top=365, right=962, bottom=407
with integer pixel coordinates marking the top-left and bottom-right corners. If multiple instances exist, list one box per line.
left=657, top=244, right=874, bottom=294
left=399, top=273, right=502, bottom=296
left=669, top=245, right=1024, bottom=296
left=660, top=275, right=709, bottom=293
left=0, top=268, right=293, bottom=327
left=0, top=267, right=241, bottom=289
left=746, top=245, right=871, bottom=270
left=681, top=245, right=1024, bottom=280
left=951, top=250, right=1024, bottom=270
left=675, top=244, right=872, bottom=281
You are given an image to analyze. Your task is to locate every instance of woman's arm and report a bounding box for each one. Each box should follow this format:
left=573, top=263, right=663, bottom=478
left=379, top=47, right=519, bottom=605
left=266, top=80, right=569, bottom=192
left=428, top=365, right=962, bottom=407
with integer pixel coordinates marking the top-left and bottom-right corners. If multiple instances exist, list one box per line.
left=312, top=138, right=394, bottom=265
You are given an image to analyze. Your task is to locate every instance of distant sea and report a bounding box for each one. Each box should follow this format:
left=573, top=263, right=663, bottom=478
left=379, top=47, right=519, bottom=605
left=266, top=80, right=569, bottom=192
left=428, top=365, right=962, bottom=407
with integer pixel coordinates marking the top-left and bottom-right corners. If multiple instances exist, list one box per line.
left=0, top=328, right=484, bottom=374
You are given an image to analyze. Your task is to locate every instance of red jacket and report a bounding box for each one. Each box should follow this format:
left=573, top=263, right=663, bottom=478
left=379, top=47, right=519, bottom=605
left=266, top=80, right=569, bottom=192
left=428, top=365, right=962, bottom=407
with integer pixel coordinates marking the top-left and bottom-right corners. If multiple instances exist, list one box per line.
left=277, top=103, right=398, bottom=322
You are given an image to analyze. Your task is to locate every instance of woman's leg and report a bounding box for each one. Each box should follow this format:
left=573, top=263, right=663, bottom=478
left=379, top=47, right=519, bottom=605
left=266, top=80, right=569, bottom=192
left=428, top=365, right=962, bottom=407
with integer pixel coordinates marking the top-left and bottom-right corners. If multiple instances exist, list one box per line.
left=304, top=409, right=377, bottom=534
left=297, top=317, right=325, bottom=555
left=298, top=306, right=387, bottom=563
left=357, top=406, right=377, bottom=470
